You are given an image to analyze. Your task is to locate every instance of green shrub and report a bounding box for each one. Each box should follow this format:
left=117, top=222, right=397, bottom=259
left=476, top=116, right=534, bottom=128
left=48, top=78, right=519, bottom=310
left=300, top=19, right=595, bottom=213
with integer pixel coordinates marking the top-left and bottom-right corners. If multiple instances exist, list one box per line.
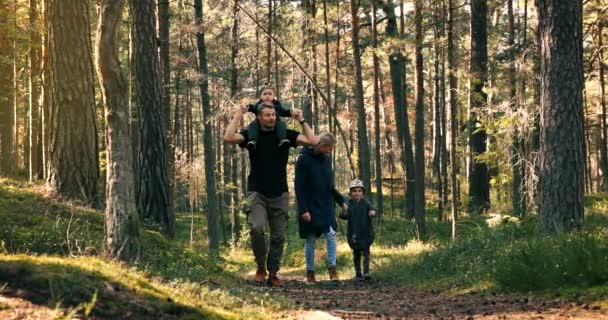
left=494, top=230, right=608, bottom=291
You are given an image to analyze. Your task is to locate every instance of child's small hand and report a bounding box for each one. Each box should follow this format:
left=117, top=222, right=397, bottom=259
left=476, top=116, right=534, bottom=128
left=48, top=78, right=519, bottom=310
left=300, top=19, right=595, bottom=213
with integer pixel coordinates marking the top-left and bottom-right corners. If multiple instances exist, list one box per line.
left=342, top=203, right=348, bottom=211
left=239, top=104, right=248, bottom=113
left=369, top=210, right=376, bottom=217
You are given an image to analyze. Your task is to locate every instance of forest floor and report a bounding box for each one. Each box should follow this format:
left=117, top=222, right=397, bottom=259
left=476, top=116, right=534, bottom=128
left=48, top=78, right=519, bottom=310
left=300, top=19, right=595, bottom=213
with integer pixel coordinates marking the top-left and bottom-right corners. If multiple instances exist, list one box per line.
left=269, top=276, right=608, bottom=319
left=1, top=178, right=608, bottom=319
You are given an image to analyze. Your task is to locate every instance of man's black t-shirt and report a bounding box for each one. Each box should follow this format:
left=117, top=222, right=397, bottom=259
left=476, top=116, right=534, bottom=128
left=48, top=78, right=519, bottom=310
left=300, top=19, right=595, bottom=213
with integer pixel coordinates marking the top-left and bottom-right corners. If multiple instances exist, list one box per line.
left=238, top=128, right=299, bottom=197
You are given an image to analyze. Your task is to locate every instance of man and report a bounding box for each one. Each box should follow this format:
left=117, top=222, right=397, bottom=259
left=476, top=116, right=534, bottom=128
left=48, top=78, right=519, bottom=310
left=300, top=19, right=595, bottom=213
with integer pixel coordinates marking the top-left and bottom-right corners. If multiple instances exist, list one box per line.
left=223, top=101, right=316, bottom=287
left=295, top=132, right=347, bottom=283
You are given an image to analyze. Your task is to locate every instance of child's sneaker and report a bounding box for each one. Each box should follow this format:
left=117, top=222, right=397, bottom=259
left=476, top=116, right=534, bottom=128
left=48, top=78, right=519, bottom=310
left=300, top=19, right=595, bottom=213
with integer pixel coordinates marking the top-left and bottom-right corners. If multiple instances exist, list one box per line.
left=247, top=141, right=257, bottom=152
left=278, top=139, right=290, bottom=151
left=363, top=273, right=372, bottom=281
left=354, top=273, right=364, bottom=281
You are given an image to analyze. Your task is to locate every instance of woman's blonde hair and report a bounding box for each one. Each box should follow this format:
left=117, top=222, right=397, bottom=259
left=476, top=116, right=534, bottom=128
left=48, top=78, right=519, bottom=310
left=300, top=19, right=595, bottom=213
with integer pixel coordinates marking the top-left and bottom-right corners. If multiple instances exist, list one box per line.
left=318, top=132, right=337, bottom=146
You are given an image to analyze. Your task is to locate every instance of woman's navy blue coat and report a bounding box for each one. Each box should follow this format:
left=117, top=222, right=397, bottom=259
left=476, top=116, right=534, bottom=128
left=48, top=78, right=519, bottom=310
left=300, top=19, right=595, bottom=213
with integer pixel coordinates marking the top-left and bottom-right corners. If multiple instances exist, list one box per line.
left=295, top=147, right=344, bottom=239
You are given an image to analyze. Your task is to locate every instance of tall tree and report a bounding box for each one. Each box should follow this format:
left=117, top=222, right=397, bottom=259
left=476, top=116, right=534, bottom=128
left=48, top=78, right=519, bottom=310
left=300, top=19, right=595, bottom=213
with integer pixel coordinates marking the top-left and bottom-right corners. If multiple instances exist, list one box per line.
left=229, top=0, right=241, bottom=247
left=46, top=0, right=99, bottom=203
left=372, top=0, right=383, bottom=214
left=96, top=0, right=140, bottom=261
left=537, top=0, right=584, bottom=233
left=468, top=0, right=490, bottom=213
left=29, top=0, right=42, bottom=180
left=382, top=0, right=416, bottom=217
left=448, top=0, right=459, bottom=240
left=130, top=0, right=174, bottom=237
left=597, top=4, right=608, bottom=190
left=266, top=0, right=272, bottom=84
left=414, top=0, right=426, bottom=235
left=349, top=0, right=372, bottom=193
left=194, top=0, right=220, bottom=252
left=158, top=0, right=170, bottom=126
left=508, top=0, right=524, bottom=214
left=0, top=0, right=16, bottom=177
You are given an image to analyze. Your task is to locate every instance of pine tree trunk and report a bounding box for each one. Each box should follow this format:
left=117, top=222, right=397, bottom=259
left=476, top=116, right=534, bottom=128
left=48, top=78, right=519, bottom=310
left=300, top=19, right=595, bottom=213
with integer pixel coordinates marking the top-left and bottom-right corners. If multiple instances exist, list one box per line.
left=266, top=0, right=272, bottom=84
left=350, top=0, right=372, bottom=193
left=194, top=0, right=220, bottom=252
left=414, top=0, right=426, bottom=235
left=448, top=0, right=459, bottom=240
left=158, top=0, right=170, bottom=127
left=29, top=0, right=43, bottom=180
left=537, top=0, right=585, bottom=233
left=96, top=0, right=140, bottom=262
left=508, top=0, right=524, bottom=214
left=468, top=0, right=490, bottom=214
left=383, top=0, right=416, bottom=217
left=440, top=0, right=448, bottom=219
left=229, top=0, right=241, bottom=247
left=158, top=0, right=175, bottom=219
left=0, top=0, right=16, bottom=177
left=130, top=0, right=174, bottom=237
left=519, top=0, right=530, bottom=212
left=46, top=0, right=99, bottom=203
left=432, top=0, right=443, bottom=219
left=323, top=0, right=331, bottom=133
left=301, top=0, right=311, bottom=124
left=598, top=10, right=608, bottom=190
left=372, top=0, right=383, bottom=214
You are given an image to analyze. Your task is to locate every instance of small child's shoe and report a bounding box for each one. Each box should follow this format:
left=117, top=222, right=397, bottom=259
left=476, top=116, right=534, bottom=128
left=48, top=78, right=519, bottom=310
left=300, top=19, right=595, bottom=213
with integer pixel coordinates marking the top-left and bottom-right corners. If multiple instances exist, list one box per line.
left=278, top=139, right=290, bottom=151
left=355, top=273, right=364, bottom=281
left=363, top=273, right=372, bottom=281
left=247, top=141, right=257, bottom=152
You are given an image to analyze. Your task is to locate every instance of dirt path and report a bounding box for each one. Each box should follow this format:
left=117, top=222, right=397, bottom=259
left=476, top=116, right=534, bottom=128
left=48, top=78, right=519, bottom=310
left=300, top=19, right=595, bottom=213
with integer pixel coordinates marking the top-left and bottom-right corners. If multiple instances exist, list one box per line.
left=267, top=276, right=608, bottom=320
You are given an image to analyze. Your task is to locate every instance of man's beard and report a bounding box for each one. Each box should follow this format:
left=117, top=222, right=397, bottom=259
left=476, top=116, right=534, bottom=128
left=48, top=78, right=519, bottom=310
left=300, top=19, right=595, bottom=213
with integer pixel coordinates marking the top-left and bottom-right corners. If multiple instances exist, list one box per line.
left=261, top=122, right=275, bottom=131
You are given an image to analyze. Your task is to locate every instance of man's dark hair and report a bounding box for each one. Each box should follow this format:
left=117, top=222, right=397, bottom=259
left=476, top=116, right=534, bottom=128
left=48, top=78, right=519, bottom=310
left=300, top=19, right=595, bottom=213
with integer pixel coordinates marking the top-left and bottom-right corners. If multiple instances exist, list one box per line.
left=257, top=101, right=276, bottom=113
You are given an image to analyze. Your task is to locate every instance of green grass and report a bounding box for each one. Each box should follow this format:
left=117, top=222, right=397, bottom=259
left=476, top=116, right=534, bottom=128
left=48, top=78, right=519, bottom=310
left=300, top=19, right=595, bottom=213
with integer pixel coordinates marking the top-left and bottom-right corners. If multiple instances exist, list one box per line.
left=0, top=178, right=282, bottom=319
left=359, top=199, right=608, bottom=302
left=2, top=176, right=608, bottom=317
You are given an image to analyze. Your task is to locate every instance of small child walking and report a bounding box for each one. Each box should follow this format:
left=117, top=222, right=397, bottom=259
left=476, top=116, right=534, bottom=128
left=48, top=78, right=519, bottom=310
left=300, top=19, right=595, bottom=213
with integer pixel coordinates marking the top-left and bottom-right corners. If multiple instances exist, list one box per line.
left=339, top=179, right=376, bottom=281
left=240, top=87, right=292, bottom=152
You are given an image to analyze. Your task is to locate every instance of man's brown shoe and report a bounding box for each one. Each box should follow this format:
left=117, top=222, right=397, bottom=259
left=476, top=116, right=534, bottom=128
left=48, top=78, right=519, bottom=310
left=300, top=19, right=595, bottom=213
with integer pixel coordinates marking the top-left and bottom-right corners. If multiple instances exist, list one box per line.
left=254, top=267, right=267, bottom=283
left=267, top=271, right=282, bottom=287
left=328, top=267, right=339, bottom=281
left=306, top=270, right=316, bottom=284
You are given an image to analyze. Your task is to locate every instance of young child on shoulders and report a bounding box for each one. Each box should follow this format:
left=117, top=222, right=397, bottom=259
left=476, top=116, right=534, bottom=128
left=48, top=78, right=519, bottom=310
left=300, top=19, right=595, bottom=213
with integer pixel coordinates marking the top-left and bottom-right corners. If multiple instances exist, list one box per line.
left=339, top=179, right=376, bottom=281
left=240, top=87, right=292, bottom=152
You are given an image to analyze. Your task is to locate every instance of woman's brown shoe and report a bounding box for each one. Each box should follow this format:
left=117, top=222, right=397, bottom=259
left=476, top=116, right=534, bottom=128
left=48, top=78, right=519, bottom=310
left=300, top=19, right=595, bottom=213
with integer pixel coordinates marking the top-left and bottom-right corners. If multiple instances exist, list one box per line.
left=306, top=270, right=316, bottom=283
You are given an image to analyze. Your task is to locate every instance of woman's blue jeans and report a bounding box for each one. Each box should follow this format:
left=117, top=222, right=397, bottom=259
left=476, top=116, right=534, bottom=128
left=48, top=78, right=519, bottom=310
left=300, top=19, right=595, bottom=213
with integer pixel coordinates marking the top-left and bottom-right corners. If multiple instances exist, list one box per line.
left=305, top=226, right=337, bottom=271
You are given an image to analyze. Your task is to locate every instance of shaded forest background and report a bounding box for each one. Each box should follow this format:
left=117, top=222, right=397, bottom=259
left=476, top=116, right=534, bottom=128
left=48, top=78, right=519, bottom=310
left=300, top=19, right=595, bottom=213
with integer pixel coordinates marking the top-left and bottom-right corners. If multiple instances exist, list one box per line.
left=0, top=0, right=600, bottom=257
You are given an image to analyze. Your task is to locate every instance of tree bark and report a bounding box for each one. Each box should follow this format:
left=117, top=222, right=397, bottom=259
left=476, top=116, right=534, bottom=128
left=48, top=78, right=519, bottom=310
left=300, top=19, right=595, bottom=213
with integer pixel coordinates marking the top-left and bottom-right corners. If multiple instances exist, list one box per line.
left=29, top=0, right=43, bottom=180
left=266, top=0, right=272, bottom=84
left=537, top=0, right=585, bottom=233
left=194, top=0, right=220, bottom=252
left=414, top=0, right=426, bottom=235
left=508, top=0, right=524, bottom=215
left=229, top=0, right=240, bottom=247
left=96, top=0, right=140, bottom=262
left=372, top=0, right=383, bottom=214
left=468, top=0, right=490, bottom=214
left=349, top=0, right=372, bottom=194
left=0, top=0, right=16, bottom=177
left=130, top=0, right=174, bottom=237
left=46, top=0, right=99, bottom=203
left=382, top=0, right=416, bottom=217
left=448, top=0, right=458, bottom=240
left=597, top=7, right=608, bottom=190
